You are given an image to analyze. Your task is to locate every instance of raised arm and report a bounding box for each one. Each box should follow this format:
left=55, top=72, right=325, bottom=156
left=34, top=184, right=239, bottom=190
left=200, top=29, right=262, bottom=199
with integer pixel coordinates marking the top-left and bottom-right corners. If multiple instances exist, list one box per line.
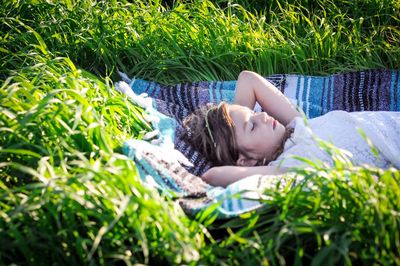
left=234, top=70, right=301, bottom=126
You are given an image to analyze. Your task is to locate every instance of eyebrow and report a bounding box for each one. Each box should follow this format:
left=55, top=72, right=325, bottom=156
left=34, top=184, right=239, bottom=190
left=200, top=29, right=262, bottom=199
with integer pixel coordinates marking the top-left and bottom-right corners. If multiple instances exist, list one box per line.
left=242, top=111, right=251, bottom=133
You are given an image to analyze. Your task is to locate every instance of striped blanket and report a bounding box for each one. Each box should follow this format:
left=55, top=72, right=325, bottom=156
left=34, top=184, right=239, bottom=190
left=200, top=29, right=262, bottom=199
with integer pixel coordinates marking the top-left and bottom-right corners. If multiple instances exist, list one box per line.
left=119, top=69, right=400, bottom=219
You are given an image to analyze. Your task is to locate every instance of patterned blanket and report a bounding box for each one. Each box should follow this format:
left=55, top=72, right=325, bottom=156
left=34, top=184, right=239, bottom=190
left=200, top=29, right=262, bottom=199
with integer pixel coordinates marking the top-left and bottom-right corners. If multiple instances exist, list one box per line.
left=118, top=69, right=400, bottom=219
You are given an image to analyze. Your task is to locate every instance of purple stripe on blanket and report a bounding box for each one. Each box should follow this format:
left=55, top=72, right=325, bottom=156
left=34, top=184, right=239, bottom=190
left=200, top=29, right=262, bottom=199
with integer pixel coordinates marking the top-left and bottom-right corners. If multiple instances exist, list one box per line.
left=333, top=72, right=344, bottom=111
left=378, top=70, right=392, bottom=111
left=394, top=71, right=399, bottom=110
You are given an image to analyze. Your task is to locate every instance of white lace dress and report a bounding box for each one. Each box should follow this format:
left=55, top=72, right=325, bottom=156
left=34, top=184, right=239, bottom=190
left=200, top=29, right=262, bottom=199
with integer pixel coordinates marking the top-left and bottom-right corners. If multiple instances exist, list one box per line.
left=269, top=111, right=400, bottom=169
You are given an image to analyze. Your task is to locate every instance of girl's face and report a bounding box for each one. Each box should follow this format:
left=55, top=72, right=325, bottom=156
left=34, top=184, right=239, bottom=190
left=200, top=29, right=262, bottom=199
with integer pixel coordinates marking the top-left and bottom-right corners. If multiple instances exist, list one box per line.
left=227, top=104, right=286, bottom=164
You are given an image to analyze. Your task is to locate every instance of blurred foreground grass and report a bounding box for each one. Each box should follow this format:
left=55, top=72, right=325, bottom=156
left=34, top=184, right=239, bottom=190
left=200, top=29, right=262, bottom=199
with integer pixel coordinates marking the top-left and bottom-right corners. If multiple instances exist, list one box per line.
left=1, top=0, right=399, bottom=264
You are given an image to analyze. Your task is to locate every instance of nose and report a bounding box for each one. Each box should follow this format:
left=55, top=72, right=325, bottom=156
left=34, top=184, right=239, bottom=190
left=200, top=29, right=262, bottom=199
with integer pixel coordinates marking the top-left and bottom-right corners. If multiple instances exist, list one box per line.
left=255, top=112, right=269, bottom=123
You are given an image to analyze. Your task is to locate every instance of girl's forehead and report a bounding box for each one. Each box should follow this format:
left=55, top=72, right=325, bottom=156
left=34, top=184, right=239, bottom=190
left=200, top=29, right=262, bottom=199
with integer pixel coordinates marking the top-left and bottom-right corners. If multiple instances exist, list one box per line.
left=228, top=105, right=249, bottom=121
left=228, top=106, right=251, bottom=134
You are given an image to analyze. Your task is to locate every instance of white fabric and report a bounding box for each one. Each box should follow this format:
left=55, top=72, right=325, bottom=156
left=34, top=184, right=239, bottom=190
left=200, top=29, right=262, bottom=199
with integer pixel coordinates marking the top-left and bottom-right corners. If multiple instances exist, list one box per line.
left=269, top=111, right=400, bottom=169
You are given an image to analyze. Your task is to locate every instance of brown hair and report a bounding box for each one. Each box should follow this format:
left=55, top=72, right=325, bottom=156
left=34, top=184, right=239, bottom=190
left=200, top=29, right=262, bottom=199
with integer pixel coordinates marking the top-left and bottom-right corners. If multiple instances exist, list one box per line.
left=182, top=102, right=293, bottom=166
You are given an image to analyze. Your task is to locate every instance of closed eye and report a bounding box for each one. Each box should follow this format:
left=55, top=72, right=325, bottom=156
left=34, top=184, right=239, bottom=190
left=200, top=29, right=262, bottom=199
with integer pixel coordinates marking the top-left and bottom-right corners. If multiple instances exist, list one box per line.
left=251, top=122, right=256, bottom=131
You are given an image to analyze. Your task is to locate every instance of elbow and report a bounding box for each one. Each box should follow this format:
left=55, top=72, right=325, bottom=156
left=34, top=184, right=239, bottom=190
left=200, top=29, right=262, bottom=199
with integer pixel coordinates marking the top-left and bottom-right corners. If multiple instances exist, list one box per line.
left=201, top=167, right=228, bottom=188
left=238, top=70, right=256, bottom=81
left=201, top=168, right=215, bottom=185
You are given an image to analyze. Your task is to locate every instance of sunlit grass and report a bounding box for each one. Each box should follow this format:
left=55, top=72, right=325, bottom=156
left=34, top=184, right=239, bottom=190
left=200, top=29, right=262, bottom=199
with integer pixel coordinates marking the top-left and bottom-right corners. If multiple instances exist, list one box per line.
left=1, top=0, right=399, bottom=83
left=0, top=55, right=204, bottom=264
left=1, top=0, right=399, bottom=264
left=207, top=165, right=400, bottom=265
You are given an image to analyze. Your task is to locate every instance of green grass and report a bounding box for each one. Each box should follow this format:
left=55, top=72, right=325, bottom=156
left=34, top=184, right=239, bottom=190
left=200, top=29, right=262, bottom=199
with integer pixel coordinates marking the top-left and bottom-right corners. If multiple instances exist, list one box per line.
left=1, top=0, right=400, bottom=265
left=2, top=0, right=399, bottom=83
left=0, top=55, right=202, bottom=265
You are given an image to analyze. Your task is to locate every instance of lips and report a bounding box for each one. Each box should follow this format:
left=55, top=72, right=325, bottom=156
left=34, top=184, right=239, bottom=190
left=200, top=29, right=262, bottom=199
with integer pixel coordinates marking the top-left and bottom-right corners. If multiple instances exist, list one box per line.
left=272, top=119, right=277, bottom=130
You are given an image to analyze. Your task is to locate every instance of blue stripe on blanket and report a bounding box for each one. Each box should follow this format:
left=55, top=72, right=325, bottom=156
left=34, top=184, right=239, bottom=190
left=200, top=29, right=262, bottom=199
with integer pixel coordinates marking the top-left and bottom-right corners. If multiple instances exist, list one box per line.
left=309, top=77, right=324, bottom=117
left=392, top=70, right=399, bottom=111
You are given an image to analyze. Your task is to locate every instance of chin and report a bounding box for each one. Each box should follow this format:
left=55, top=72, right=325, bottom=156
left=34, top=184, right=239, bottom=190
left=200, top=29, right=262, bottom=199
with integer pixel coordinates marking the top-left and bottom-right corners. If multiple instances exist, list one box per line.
left=278, top=124, right=286, bottom=134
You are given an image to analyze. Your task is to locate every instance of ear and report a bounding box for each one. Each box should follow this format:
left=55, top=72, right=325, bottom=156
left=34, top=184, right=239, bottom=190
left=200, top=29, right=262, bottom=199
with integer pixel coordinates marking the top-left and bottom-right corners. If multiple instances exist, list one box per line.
left=236, top=153, right=258, bottom=167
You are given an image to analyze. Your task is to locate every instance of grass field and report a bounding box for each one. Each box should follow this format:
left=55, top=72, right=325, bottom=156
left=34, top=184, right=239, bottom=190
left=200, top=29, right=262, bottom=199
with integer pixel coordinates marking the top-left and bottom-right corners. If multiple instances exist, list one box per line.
left=1, top=0, right=400, bottom=265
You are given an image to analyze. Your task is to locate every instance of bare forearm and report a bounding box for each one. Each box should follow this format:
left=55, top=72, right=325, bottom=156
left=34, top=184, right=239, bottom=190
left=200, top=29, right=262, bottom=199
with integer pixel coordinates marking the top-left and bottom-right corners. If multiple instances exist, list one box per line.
left=235, top=71, right=301, bottom=125
left=202, top=165, right=286, bottom=187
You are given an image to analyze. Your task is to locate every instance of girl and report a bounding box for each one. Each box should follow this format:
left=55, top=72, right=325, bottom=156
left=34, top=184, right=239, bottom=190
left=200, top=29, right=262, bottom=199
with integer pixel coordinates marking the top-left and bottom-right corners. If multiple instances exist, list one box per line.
left=183, top=71, right=400, bottom=187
